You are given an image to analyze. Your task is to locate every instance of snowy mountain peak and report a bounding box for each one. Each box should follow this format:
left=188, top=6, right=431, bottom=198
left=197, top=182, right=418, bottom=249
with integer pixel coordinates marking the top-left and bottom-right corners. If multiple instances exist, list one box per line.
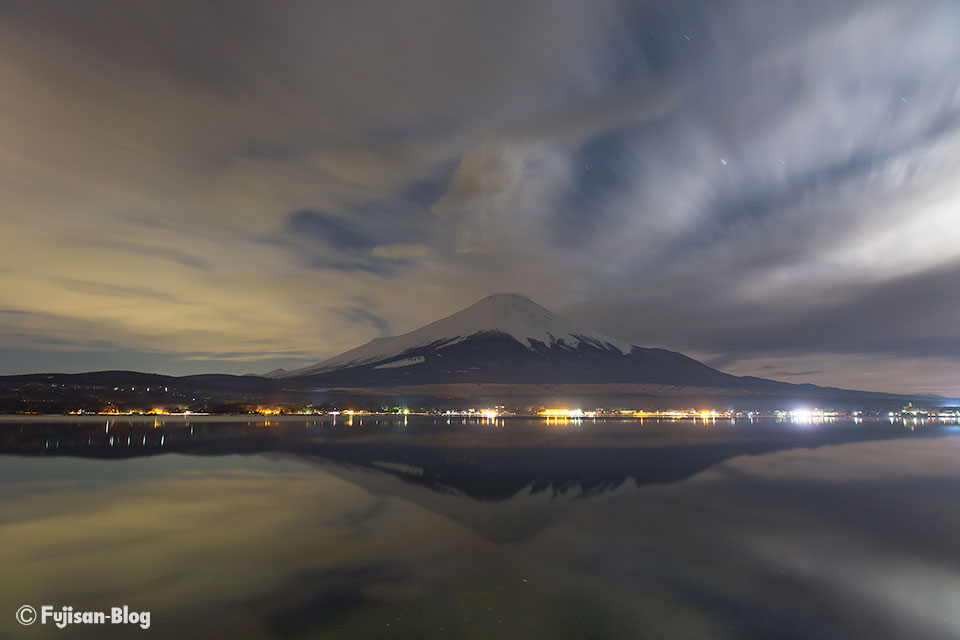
left=269, top=294, right=636, bottom=378
left=447, top=293, right=629, bottom=351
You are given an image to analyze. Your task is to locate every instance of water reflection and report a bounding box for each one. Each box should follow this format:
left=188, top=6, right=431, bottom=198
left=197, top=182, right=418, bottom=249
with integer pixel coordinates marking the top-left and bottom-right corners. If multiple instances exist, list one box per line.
left=0, top=419, right=958, bottom=638
left=0, top=417, right=955, bottom=503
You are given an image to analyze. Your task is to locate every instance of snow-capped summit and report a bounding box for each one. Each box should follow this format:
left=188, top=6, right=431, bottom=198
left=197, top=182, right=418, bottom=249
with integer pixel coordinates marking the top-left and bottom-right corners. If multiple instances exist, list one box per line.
left=270, top=293, right=635, bottom=379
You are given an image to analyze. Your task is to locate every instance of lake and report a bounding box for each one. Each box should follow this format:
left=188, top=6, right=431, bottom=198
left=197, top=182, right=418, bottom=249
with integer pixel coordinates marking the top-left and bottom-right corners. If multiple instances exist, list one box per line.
left=1, top=416, right=959, bottom=638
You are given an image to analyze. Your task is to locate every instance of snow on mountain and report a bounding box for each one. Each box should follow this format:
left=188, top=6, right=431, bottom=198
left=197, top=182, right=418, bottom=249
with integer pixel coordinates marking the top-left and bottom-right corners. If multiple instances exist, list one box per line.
left=270, top=293, right=635, bottom=378
left=373, top=356, right=426, bottom=370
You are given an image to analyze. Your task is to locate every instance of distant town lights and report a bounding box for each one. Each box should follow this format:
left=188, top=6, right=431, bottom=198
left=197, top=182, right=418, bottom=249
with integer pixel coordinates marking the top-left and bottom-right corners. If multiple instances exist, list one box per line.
left=540, top=409, right=592, bottom=418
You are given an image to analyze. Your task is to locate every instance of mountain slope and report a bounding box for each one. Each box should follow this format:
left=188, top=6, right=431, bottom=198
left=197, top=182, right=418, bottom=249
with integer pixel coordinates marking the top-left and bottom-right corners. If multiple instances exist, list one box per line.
left=272, top=293, right=633, bottom=379
left=270, top=293, right=766, bottom=389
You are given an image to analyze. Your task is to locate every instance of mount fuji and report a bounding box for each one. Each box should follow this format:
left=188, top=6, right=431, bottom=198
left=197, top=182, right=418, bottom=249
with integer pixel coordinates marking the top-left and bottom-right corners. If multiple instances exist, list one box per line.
left=267, top=293, right=752, bottom=388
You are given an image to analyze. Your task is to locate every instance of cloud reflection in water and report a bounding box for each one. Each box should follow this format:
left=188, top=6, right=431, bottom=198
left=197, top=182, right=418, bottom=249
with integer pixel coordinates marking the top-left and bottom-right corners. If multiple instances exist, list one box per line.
left=0, top=437, right=958, bottom=638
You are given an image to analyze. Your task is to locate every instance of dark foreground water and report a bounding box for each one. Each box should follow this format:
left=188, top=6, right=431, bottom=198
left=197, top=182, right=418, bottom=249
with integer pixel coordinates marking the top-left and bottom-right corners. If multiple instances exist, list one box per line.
left=1, top=416, right=959, bottom=639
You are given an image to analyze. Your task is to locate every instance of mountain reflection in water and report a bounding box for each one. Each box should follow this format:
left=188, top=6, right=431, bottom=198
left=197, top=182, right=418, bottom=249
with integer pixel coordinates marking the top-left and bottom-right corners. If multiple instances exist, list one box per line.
left=1, top=417, right=959, bottom=639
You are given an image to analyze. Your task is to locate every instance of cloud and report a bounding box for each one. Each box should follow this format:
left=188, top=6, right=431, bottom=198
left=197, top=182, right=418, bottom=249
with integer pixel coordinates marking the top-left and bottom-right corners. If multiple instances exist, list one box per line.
left=370, top=244, right=431, bottom=260
left=287, top=210, right=376, bottom=252
left=330, top=306, right=391, bottom=337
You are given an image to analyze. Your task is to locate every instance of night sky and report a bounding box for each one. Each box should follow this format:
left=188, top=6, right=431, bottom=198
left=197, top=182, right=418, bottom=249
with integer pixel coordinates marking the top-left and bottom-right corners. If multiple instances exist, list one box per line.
left=1, top=1, right=959, bottom=395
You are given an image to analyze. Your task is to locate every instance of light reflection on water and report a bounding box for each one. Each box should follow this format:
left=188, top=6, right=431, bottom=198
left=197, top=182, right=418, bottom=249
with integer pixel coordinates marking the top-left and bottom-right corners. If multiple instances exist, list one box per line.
left=0, top=419, right=959, bottom=639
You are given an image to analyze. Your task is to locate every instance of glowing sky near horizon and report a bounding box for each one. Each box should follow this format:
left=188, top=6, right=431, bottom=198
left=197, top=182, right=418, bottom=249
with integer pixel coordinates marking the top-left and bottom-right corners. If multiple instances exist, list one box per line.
left=0, top=1, right=959, bottom=394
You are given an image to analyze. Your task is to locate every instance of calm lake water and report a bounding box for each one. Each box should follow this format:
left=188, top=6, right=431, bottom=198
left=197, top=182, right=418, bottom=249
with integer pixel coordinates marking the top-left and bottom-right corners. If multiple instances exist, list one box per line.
left=1, top=416, right=959, bottom=639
